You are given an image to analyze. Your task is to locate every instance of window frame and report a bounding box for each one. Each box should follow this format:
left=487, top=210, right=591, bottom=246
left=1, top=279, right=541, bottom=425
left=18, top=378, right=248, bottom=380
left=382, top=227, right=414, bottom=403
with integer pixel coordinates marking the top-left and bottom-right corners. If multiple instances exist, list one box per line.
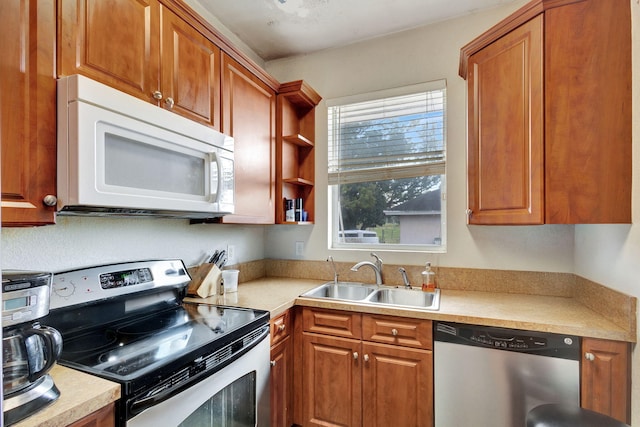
left=326, top=80, right=447, bottom=253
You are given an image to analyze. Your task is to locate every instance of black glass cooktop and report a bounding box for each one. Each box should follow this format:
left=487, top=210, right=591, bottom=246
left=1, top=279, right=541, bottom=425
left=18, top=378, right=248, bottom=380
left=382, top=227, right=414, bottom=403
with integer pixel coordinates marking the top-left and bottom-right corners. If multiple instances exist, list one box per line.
left=56, top=304, right=266, bottom=381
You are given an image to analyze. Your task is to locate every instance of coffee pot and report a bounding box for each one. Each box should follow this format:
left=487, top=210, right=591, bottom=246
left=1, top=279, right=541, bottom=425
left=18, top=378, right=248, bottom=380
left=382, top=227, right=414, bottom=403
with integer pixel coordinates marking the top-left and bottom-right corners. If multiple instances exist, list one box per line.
left=3, top=322, right=62, bottom=395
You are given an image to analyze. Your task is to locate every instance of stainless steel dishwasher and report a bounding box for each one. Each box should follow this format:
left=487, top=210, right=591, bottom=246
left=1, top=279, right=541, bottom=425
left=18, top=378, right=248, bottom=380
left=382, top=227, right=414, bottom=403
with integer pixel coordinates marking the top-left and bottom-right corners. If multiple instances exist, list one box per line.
left=434, top=321, right=580, bottom=427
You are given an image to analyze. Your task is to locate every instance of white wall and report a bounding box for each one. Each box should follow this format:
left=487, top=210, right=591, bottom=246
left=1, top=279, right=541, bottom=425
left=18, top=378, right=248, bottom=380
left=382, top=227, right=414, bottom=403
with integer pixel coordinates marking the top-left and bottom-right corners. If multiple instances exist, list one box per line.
left=1, top=217, right=265, bottom=271
left=264, top=1, right=575, bottom=273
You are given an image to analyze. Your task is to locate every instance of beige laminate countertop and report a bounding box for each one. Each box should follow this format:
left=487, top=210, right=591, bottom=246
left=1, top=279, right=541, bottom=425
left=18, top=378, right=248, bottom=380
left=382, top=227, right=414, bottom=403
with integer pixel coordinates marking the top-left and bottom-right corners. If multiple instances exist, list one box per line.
left=188, top=277, right=634, bottom=342
left=12, top=364, right=120, bottom=427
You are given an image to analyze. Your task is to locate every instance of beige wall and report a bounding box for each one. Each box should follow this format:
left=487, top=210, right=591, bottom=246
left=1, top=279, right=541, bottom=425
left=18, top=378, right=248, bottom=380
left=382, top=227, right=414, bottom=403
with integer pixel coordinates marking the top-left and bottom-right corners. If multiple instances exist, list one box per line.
left=265, top=1, right=639, bottom=422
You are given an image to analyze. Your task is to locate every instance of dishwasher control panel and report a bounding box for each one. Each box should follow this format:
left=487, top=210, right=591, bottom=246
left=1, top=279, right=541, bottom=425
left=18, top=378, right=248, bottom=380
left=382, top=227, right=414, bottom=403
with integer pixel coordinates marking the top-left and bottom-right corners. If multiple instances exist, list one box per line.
left=434, top=321, right=580, bottom=360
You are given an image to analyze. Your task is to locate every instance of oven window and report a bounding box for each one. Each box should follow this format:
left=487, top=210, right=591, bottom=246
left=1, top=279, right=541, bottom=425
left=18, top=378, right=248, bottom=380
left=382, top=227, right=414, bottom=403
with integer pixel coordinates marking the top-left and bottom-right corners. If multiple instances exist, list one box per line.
left=178, top=371, right=256, bottom=427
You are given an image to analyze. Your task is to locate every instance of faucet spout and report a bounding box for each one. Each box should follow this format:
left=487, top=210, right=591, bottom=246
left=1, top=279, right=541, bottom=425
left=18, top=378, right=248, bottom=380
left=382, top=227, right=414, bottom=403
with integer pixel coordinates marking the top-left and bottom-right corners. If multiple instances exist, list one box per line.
left=350, top=261, right=383, bottom=285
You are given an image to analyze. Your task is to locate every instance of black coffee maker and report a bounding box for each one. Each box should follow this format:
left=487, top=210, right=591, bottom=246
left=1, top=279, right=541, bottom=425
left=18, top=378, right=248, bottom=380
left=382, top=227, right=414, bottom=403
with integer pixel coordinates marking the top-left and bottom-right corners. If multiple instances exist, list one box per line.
left=2, top=271, right=63, bottom=426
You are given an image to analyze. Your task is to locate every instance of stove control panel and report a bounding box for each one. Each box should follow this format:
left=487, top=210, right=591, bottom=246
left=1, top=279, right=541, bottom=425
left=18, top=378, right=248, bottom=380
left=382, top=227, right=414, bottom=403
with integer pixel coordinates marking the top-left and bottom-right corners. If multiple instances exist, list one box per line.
left=50, top=260, right=190, bottom=309
left=100, top=268, right=153, bottom=289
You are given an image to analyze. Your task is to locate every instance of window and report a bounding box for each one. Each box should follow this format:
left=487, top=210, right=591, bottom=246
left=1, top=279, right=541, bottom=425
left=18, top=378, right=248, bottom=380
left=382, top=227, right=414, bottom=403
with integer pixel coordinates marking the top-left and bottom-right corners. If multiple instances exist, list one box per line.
left=327, top=81, right=446, bottom=250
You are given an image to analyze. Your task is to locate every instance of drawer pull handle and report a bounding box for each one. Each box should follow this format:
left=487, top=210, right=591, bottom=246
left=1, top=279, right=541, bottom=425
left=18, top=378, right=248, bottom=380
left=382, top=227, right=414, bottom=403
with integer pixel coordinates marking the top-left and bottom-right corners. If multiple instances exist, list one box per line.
left=270, top=360, right=276, bottom=367
left=363, top=354, right=369, bottom=362
left=585, top=352, right=595, bottom=361
left=278, top=324, right=286, bottom=332
left=353, top=352, right=358, bottom=360
left=391, top=328, right=399, bottom=336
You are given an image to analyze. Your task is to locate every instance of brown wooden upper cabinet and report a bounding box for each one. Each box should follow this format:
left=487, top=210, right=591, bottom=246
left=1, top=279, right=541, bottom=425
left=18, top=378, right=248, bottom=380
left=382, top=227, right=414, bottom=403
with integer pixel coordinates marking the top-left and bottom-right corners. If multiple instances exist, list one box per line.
left=219, top=54, right=276, bottom=224
left=460, top=0, right=631, bottom=225
left=1, top=0, right=57, bottom=226
left=58, top=0, right=221, bottom=130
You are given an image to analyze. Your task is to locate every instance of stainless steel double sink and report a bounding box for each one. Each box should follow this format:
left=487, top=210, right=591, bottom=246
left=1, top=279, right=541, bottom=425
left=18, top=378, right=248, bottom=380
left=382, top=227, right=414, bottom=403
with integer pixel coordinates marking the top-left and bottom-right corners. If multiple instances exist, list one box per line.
left=300, top=281, right=440, bottom=310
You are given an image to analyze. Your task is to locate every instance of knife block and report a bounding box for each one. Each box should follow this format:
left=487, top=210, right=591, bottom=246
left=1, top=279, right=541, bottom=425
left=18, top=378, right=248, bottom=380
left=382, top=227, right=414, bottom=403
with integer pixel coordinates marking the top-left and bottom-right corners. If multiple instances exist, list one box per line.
left=187, top=263, right=222, bottom=298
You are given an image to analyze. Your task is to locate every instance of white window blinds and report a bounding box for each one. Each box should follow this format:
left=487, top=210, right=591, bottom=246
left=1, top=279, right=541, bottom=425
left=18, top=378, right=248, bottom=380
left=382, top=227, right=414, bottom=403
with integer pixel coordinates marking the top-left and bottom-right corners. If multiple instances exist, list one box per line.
left=328, top=82, right=446, bottom=185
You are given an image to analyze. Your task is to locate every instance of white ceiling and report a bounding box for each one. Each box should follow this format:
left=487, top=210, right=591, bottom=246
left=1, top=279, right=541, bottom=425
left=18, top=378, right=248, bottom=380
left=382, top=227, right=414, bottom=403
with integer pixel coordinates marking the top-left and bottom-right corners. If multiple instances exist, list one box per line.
left=194, top=0, right=522, bottom=61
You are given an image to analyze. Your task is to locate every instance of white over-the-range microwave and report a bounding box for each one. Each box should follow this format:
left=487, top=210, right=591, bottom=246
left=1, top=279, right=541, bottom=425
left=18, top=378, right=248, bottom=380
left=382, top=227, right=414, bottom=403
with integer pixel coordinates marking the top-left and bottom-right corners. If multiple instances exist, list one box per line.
left=57, top=75, right=234, bottom=219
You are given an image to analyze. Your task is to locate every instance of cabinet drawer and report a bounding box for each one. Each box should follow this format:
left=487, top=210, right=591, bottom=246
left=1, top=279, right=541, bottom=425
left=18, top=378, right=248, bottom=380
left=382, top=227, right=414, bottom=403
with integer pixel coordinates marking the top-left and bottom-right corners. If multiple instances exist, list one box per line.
left=270, top=310, right=292, bottom=346
left=302, top=308, right=361, bottom=339
left=362, top=315, right=432, bottom=350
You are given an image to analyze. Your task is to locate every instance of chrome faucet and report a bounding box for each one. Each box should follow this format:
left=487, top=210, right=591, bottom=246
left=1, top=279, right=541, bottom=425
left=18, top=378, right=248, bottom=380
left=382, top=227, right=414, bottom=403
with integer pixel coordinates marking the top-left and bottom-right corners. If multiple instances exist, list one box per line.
left=350, top=252, right=383, bottom=285
left=327, top=256, right=339, bottom=284
left=398, top=267, right=411, bottom=288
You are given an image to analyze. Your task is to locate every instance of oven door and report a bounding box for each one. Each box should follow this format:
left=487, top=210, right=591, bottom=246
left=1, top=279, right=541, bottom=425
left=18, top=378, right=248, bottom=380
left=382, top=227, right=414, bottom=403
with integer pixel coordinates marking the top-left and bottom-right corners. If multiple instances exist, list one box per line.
left=127, top=334, right=269, bottom=427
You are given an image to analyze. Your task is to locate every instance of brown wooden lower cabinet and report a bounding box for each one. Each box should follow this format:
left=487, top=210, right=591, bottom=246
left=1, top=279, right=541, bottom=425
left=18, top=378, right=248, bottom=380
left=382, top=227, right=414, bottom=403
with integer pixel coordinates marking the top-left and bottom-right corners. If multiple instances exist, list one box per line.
left=271, top=310, right=294, bottom=427
left=67, top=402, right=115, bottom=427
left=299, top=308, right=433, bottom=427
left=271, top=334, right=293, bottom=427
left=581, top=338, right=631, bottom=424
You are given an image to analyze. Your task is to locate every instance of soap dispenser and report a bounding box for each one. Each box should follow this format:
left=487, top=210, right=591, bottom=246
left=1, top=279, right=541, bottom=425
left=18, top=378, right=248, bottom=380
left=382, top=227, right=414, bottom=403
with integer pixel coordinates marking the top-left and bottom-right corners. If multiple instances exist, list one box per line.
left=421, top=262, right=436, bottom=291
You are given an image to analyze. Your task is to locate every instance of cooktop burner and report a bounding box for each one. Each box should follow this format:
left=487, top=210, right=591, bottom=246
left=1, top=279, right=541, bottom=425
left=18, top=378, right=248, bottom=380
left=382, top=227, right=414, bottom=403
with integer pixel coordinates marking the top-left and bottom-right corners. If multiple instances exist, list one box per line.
left=57, top=304, right=261, bottom=380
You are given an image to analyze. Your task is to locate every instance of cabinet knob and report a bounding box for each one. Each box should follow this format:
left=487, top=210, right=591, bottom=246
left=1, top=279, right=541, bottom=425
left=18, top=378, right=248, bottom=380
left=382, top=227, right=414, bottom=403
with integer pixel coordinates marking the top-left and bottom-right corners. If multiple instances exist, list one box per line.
left=391, top=328, right=399, bottom=336
left=353, top=352, right=358, bottom=360
left=270, top=360, right=276, bottom=367
left=42, top=195, right=57, bottom=206
left=165, top=97, right=175, bottom=109
left=278, top=324, right=286, bottom=332
left=363, top=354, right=369, bottom=362
left=466, top=209, right=473, bottom=217
left=585, top=352, right=595, bottom=361
left=152, top=91, right=163, bottom=100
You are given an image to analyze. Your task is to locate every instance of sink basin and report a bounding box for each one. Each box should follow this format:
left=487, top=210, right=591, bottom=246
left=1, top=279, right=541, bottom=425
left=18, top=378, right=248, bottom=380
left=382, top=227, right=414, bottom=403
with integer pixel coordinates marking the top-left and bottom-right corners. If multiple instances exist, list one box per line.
left=300, top=282, right=440, bottom=310
left=300, top=282, right=376, bottom=301
left=366, top=287, right=440, bottom=310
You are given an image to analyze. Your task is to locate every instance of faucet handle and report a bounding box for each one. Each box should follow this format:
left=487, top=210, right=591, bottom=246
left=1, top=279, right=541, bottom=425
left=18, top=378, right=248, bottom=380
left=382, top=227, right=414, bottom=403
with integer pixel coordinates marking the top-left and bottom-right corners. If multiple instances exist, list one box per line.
left=370, top=252, right=383, bottom=264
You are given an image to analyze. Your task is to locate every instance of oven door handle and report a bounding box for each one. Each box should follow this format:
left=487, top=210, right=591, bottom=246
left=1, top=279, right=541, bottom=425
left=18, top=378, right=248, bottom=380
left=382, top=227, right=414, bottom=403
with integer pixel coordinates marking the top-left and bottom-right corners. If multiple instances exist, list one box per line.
left=129, top=380, right=189, bottom=416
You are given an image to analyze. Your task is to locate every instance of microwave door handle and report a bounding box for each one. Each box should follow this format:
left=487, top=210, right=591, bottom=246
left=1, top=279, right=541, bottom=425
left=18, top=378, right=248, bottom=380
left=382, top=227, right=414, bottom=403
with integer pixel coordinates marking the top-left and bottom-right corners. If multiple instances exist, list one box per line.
left=209, top=152, right=222, bottom=203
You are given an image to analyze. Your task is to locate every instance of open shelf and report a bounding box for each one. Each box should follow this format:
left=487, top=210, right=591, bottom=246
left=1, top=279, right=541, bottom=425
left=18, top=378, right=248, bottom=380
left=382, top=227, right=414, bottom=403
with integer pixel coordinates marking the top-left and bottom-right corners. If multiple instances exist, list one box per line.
left=283, top=133, right=314, bottom=148
left=276, top=81, right=321, bottom=224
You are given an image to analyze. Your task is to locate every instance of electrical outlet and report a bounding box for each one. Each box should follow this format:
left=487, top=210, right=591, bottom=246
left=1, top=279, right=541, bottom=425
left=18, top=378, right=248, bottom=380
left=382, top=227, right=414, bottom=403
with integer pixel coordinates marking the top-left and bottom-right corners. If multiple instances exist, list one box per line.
left=226, top=244, right=236, bottom=265
left=295, top=241, right=304, bottom=257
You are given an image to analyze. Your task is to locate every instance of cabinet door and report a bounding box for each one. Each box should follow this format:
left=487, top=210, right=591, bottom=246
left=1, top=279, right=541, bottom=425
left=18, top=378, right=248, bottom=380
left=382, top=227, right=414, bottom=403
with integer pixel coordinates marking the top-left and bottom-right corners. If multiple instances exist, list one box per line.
left=302, top=333, right=361, bottom=427
left=581, top=338, right=630, bottom=424
left=362, top=342, right=433, bottom=427
left=58, top=0, right=160, bottom=103
left=467, top=15, right=544, bottom=225
left=67, top=402, right=115, bottom=427
left=1, top=0, right=57, bottom=226
left=221, top=54, right=276, bottom=224
left=270, top=335, right=293, bottom=427
left=544, top=0, right=631, bottom=223
left=160, top=6, right=220, bottom=129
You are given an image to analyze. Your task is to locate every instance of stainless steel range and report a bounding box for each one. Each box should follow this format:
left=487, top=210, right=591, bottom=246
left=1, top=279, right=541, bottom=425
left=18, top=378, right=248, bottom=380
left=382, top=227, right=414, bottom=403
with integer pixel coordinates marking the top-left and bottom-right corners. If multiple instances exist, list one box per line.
left=44, top=259, right=270, bottom=426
